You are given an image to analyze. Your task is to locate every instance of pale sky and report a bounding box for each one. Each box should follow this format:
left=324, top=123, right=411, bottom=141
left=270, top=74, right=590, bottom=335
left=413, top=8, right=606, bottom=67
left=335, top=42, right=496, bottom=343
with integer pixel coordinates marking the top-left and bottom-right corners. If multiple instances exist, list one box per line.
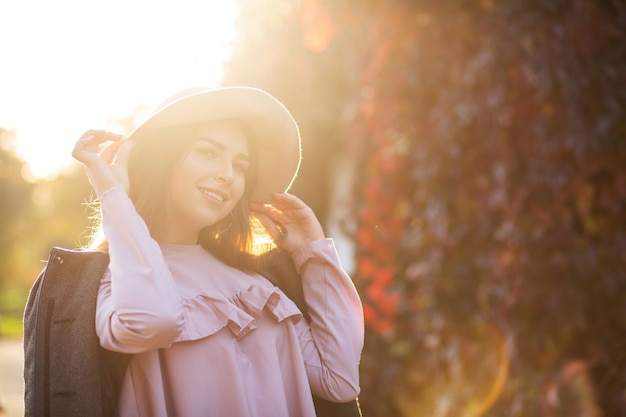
left=0, top=0, right=237, bottom=180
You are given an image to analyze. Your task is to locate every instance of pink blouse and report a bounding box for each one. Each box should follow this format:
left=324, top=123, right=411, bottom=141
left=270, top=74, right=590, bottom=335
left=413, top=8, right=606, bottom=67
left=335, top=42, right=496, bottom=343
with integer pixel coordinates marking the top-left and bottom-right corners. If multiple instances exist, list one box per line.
left=94, top=186, right=364, bottom=417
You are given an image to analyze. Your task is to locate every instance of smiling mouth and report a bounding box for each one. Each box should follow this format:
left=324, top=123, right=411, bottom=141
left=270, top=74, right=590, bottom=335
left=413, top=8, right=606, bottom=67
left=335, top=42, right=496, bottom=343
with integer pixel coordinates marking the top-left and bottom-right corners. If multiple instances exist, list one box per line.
left=199, top=188, right=227, bottom=202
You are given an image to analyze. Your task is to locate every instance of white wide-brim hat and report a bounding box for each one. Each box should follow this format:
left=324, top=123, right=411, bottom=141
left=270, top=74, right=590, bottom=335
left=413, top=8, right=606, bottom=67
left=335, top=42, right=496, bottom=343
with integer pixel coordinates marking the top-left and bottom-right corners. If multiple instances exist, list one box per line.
left=127, top=86, right=301, bottom=203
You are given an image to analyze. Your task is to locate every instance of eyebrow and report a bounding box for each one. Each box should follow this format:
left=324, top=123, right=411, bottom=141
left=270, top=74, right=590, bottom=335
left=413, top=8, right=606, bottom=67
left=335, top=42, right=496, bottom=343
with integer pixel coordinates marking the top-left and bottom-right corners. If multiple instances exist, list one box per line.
left=198, top=138, right=250, bottom=161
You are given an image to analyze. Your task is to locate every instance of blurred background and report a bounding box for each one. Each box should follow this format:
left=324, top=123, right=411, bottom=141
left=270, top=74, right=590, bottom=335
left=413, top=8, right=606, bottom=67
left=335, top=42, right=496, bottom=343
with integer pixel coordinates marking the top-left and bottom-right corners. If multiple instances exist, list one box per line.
left=1, top=0, right=625, bottom=416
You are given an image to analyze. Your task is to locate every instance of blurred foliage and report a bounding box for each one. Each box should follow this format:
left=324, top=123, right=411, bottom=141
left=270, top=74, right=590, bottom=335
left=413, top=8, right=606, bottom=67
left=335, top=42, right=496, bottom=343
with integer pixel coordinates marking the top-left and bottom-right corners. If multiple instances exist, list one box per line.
left=0, top=128, right=93, bottom=322
left=0, top=315, right=23, bottom=338
left=0, top=129, right=35, bottom=292
left=0, top=287, right=28, bottom=337
left=227, top=0, right=626, bottom=416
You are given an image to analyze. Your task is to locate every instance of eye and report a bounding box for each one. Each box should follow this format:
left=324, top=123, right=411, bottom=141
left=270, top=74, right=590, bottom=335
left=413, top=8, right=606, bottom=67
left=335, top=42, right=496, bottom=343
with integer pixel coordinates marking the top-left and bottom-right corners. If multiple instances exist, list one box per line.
left=234, top=161, right=249, bottom=175
left=192, top=143, right=217, bottom=159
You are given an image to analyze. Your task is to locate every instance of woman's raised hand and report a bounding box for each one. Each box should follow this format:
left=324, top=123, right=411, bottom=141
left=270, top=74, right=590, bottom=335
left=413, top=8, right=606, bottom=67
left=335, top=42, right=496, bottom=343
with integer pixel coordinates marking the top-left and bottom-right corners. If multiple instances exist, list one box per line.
left=72, top=130, right=134, bottom=197
left=252, top=193, right=326, bottom=254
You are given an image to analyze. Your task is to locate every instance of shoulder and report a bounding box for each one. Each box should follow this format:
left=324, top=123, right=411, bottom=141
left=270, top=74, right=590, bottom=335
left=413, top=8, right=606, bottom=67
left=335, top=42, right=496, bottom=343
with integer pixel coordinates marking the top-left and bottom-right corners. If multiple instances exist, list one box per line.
left=45, top=247, right=109, bottom=276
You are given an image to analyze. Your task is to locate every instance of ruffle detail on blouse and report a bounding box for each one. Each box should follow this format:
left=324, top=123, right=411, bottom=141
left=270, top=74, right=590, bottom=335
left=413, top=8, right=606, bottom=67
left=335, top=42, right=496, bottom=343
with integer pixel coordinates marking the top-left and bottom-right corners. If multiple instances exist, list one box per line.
left=233, top=284, right=303, bottom=325
left=175, top=285, right=303, bottom=342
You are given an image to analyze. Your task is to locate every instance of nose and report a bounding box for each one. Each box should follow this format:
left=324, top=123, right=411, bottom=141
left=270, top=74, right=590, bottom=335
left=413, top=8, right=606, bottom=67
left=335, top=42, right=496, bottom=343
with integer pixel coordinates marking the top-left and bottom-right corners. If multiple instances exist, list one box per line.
left=214, top=159, right=235, bottom=184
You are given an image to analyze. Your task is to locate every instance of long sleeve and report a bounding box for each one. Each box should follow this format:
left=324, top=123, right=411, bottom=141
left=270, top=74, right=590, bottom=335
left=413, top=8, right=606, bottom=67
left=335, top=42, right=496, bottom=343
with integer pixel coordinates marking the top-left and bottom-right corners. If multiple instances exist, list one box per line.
left=291, top=239, right=364, bottom=402
left=95, top=186, right=184, bottom=353
left=91, top=187, right=359, bottom=416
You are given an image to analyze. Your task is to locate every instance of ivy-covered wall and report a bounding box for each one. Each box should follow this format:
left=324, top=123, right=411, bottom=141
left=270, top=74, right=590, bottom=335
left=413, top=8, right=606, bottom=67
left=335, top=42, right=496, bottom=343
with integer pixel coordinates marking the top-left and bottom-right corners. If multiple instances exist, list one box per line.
left=224, top=0, right=626, bottom=415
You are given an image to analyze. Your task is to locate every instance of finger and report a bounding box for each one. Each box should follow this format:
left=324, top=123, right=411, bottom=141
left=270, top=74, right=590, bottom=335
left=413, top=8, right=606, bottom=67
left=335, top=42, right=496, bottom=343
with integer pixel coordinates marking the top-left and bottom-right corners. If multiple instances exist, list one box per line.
left=253, top=211, right=285, bottom=242
left=99, top=140, right=126, bottom=164
left=79, top=129, right=99, bottom=141
left=74, top=130, right=99, bottom=150
left=275, top=222, right=288, bottom=244
left=250, top=202, right=283, bottom=219
left=72, top=132, right=99, bottom=162
left=74, top=130, right=121, bottom=156
left=113, top=141, right=134, bottom=168
left=270, top=193, right=308, bottom=211
left=254, top=211, right=275, bottom=229
left=79, top=130, right=121, bottom=145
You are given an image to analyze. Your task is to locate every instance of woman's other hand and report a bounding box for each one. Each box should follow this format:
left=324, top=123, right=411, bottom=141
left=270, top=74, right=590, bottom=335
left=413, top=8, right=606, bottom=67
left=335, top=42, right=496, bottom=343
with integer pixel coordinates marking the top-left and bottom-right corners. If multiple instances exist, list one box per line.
left=72, top=130, right=134, bottom=197
left=252, top=193, right=325, bottom=253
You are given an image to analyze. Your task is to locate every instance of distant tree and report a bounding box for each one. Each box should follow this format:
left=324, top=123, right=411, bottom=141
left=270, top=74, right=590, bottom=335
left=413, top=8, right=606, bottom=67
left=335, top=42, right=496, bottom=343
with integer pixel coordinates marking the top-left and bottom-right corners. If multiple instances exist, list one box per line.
left=0, top=127, right=94, bottom=291
left=0, top=128, right=35, bottom=290
left=29, top=167, right=95, bottom=254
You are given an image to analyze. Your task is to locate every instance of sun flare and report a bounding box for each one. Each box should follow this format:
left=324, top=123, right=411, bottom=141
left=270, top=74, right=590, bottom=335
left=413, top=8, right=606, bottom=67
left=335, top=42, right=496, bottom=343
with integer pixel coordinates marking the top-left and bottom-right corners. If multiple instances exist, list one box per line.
left=0, top=0, right=238, bottom=180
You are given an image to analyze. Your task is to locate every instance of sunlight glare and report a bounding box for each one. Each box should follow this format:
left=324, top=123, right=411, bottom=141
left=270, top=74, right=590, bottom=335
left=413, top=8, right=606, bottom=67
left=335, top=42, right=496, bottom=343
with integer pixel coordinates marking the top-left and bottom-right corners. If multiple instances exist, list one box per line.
left=0, top=0, right=238, bottom=180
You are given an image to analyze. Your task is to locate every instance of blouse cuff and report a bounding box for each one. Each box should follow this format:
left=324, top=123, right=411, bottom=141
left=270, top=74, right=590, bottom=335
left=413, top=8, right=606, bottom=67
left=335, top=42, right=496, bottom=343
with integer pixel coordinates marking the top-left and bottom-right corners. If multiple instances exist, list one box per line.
left=98, top=184, right=126, bottom=202
left=291, top=239, right=339, bottom=275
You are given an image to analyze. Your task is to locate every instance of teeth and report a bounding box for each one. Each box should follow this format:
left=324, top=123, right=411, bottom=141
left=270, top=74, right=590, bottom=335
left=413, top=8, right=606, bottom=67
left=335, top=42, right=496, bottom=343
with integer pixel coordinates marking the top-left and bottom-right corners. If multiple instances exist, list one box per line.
left=202, top=189, right=225, bottom=202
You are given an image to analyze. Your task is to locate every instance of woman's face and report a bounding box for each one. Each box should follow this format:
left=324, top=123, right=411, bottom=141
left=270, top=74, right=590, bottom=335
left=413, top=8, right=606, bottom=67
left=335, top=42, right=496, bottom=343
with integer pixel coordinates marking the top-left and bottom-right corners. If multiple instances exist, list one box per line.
left=164, top=121, right=250, bottom=244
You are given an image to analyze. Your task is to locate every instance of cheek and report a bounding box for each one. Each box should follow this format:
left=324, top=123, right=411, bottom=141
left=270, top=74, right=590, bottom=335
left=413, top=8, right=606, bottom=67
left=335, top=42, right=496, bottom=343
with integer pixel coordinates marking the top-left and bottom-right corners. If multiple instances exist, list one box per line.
left=233, top=176, right=248, bottom=201
left=168, top=172, right=182, bottom=199
left=169, top=153, right=200, bottom=187
left=168, top=164, right=194, bottom=204
left=166, top=180, right=184, bottom=213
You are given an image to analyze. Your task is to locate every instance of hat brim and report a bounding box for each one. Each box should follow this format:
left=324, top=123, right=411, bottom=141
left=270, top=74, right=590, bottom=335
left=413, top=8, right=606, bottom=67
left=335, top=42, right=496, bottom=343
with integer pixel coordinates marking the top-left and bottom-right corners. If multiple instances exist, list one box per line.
left=127, top=87, right=301, bottom=204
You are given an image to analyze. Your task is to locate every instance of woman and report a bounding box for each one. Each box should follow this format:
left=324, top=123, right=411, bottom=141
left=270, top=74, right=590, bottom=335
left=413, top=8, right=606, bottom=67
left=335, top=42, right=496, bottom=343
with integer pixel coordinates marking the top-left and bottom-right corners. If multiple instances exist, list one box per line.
left=71, top=86, right=364, bottom=417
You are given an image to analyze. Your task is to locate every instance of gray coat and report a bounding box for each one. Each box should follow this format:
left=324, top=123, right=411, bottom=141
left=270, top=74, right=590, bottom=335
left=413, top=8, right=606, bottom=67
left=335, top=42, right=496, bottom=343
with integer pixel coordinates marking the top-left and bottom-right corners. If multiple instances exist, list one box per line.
left=23, top=248, right=129, bottom=417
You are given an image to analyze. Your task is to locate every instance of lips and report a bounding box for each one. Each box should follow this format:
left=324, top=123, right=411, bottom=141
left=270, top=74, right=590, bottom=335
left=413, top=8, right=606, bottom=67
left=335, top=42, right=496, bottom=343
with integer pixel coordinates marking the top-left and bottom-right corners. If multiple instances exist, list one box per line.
left=198, top=187, right=228, bottom=203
